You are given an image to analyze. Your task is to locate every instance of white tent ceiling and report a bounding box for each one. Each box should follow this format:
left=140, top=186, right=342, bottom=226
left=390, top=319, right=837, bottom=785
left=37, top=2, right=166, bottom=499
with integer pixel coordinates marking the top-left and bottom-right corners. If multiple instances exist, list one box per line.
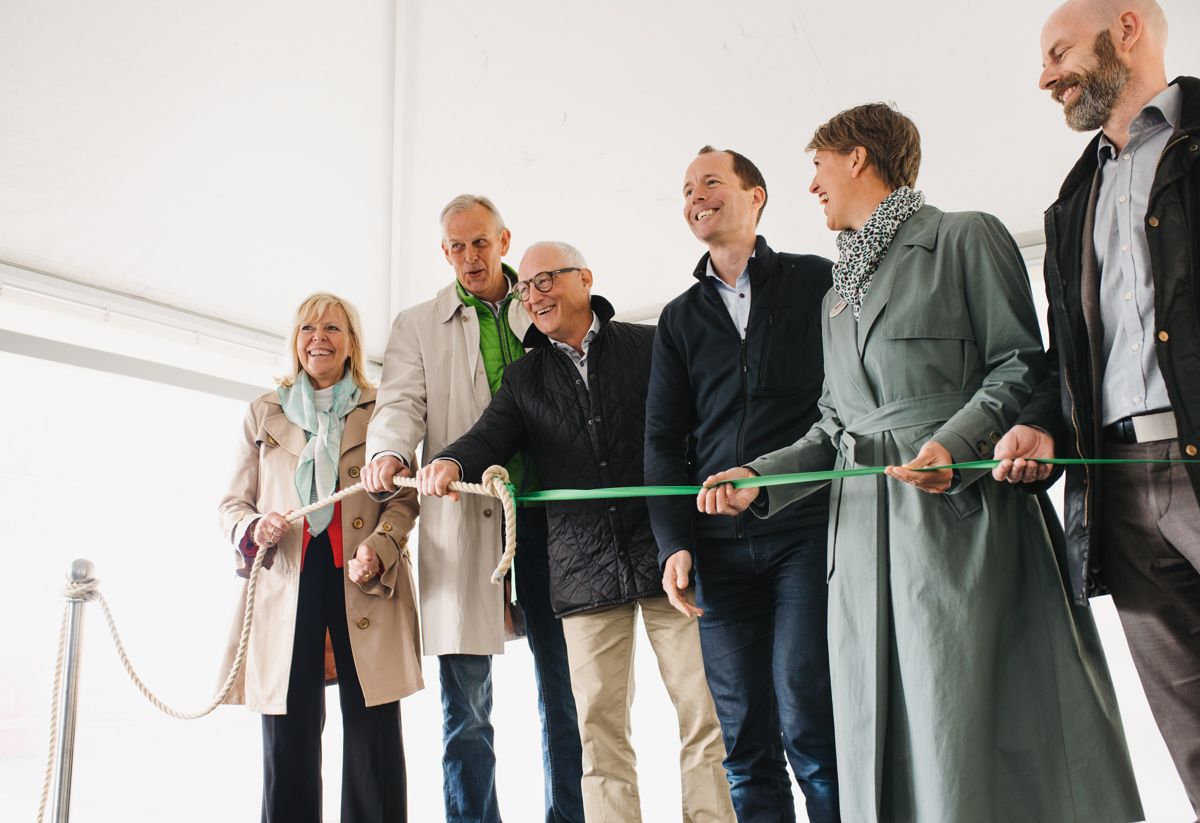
left=2, top=0, right=1198, bottom=384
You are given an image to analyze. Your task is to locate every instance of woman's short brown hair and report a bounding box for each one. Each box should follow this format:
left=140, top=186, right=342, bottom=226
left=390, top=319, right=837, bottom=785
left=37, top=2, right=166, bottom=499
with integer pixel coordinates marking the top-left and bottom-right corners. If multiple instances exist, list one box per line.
left=281, top=292, right=372, bottom=391
left=806, top=103, right=921, bottom=191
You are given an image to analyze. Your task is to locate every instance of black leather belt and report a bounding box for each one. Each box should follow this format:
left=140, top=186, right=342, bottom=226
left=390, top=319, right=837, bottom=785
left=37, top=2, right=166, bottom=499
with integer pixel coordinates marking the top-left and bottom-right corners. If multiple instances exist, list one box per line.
left=1103, top=418, right=1140, bottom=443
left=1102, top=410, right=1176, bottom=444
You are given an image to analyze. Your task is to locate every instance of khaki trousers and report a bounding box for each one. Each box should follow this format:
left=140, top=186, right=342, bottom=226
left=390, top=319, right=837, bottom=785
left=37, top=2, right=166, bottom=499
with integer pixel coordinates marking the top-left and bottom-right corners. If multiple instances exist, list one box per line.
left=561, top=592, right=735, bottom=823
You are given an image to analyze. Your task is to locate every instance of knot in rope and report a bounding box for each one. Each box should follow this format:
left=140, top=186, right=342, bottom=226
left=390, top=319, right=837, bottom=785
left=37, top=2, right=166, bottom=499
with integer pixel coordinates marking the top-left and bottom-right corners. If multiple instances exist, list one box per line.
left=61, top=578, right=99, bottom=602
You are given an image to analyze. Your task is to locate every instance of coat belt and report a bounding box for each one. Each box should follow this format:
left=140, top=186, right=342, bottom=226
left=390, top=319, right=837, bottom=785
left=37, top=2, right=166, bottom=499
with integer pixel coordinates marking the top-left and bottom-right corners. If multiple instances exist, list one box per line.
left=837, top=391, right=976, bottom=466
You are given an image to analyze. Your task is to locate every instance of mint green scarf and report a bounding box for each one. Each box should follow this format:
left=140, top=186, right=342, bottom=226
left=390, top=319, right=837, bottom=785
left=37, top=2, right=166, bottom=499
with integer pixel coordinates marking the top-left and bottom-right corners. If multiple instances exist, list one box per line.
left=278, top=371, right=361, bottom=535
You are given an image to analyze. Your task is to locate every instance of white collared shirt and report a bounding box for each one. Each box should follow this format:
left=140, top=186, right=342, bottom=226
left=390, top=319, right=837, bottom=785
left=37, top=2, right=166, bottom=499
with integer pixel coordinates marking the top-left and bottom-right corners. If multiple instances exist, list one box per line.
left=706, top=254, right=754, bottom=339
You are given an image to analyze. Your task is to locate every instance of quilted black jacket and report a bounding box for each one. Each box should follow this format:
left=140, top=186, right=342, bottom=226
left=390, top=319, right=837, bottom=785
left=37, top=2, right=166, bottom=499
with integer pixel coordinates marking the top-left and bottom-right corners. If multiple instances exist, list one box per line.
left=437, top=296, right=662, bottom=617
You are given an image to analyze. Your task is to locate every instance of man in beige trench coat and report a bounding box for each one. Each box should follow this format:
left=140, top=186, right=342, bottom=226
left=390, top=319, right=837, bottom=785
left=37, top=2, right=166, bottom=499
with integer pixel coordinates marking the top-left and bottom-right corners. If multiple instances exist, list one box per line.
left=362, top=194, right=584, bottom=823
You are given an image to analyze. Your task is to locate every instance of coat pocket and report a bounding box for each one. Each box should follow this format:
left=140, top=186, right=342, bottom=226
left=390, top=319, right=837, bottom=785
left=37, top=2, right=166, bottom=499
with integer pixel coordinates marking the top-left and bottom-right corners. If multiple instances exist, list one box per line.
left=892, top=420, right=982, bottom=521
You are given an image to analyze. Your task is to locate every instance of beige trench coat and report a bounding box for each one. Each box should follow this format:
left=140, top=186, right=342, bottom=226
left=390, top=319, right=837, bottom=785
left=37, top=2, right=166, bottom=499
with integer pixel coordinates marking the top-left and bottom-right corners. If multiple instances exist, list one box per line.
left=217, top=387, right=422, bottom=714
left=367, top=280, right=532, bottom=657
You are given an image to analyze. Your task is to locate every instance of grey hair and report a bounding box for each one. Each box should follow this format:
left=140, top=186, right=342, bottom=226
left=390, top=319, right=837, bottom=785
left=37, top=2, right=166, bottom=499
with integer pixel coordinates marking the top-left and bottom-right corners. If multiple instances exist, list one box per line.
left=439, top=194, right=506, bottom=237
left=524, top=240, right=588, bottom=269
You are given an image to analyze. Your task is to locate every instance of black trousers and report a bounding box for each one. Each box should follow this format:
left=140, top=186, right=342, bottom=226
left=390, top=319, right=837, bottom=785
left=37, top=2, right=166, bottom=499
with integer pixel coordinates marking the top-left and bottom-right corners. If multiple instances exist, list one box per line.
left=261, top=531, right=407, bottom=823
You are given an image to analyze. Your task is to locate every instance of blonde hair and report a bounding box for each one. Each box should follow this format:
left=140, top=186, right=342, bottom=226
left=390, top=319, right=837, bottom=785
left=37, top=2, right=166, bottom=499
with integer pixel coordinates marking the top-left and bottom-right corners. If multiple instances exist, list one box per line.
left=280, top=292, right=372, bottom=390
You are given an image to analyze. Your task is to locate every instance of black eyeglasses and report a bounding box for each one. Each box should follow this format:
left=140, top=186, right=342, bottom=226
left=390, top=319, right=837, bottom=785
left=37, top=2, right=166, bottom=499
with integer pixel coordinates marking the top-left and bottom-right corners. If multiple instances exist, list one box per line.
left=512, top=268, right=581, bottom=302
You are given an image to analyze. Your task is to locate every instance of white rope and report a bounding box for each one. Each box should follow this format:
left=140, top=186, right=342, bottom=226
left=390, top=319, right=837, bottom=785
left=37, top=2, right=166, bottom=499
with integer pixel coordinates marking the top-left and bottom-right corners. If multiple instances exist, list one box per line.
left=35, top=467, right=517, bottom=821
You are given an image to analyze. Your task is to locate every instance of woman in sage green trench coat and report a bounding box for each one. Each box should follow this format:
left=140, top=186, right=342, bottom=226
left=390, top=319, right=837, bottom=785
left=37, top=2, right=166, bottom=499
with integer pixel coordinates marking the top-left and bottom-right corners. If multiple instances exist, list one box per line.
left=701, top=105, right=1142, bottom=822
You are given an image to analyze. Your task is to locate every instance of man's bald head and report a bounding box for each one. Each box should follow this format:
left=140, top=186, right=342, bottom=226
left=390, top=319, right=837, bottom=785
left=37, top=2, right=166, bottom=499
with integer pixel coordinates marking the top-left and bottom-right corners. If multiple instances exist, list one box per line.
left=1042, top=0, right=1168, bottom=59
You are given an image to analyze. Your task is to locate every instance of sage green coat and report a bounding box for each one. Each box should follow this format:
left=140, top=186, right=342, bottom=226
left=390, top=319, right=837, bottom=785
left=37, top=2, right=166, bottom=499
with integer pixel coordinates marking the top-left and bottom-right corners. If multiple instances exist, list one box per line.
left=748, top=206, right=1142, bottom=823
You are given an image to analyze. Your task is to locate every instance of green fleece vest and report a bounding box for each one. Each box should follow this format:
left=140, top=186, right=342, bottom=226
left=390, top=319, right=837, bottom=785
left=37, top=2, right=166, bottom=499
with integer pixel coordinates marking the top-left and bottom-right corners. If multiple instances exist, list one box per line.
left=456, top=266, right=538, bottom=496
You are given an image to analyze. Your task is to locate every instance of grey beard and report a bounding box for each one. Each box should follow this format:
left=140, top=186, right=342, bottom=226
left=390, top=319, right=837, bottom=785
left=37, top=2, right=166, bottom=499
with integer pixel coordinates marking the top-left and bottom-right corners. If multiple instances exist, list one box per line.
left=1064, top=33, right=1130, bottom=132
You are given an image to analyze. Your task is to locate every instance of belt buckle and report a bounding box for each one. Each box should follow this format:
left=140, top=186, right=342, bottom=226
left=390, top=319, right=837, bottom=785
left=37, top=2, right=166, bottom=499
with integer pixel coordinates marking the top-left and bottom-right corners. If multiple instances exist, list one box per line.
left=1131, top=411, right=1177, bottom=443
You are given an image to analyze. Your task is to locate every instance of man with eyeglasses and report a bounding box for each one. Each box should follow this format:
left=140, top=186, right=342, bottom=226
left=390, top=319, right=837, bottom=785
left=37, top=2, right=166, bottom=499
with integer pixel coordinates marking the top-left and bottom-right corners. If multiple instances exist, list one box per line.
left=362, top=196, right=583, bottom=823
left=644, top=147, right=839, bottom=822
left=417, top=241, right=735, bottom=823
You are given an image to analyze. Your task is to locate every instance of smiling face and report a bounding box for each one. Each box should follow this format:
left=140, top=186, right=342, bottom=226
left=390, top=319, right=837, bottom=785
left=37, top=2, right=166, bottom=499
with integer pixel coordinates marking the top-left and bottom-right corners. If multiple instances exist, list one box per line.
left=808, top=149, right=861, bottom=232
left=682, top=151, right=764, bottom=248
left=442, top=203, right=512, bottom=304
left=1040, top=11, right=1130, bottom=132
left=295, top=307, right=351, bottom=390
left=517, top=244, right=593, bottom=346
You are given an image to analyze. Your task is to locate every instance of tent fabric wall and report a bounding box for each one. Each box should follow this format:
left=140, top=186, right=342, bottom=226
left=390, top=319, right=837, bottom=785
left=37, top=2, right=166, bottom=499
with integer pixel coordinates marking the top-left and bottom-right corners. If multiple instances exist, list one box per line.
left=4, top=1, right=1198, bottom=372
left=0, top=0, right=395, bottom=356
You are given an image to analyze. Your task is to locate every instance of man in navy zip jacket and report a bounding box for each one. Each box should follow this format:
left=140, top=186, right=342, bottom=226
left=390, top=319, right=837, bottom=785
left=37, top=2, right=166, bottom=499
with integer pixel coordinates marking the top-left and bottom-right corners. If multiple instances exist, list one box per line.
left=644, top=146, right=839, bottom=822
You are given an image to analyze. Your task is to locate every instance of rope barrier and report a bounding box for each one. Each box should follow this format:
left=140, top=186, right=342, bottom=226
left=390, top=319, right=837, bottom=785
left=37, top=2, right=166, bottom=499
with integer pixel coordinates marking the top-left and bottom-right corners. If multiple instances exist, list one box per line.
left=36, top=466, right=516, bottom=823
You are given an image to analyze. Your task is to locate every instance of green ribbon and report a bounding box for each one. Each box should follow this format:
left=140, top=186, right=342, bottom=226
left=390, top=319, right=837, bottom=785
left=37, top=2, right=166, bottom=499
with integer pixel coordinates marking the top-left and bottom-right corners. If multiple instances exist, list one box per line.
left=514, top=458, right=1197, bottom=502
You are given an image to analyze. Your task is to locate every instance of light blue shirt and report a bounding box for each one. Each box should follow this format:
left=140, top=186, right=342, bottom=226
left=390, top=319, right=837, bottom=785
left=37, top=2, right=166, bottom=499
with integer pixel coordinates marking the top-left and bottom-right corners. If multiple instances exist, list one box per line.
left=705, top=254, right=754, bottom=339
left=1094, top=84, right=1181, bottom=425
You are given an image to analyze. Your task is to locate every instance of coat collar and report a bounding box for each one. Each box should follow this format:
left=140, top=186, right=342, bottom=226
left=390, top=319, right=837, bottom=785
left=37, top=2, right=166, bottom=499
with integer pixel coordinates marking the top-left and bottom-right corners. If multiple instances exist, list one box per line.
left=855, top=205, right=943, bottom=349
left=691, top=235, right=777, bottom=292
left=261, top=385, right=377, bottom=456
left=522, top=294, right=616, bottom=349
left=1056, top=75, right=1200, bottom=203
left=434, top=263, right=523, bottom=322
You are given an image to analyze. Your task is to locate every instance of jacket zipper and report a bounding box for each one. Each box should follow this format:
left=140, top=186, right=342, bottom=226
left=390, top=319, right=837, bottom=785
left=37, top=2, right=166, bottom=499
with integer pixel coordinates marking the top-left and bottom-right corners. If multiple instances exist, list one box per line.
left=493, top=304, right=532, bottom=495
left=1155, top=134, right=1189, bottom=174
left=1061, top=363, right=1089, bottom=528
left=735, top=339, right=749, bottom=539
left=1047, top=212, right=1091, bottom=531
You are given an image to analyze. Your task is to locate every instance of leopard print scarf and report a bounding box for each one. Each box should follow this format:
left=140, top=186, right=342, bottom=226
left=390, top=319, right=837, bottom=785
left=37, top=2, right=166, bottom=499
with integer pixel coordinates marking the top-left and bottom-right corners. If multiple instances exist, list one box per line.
left=832, top=186, right=925, bottom=320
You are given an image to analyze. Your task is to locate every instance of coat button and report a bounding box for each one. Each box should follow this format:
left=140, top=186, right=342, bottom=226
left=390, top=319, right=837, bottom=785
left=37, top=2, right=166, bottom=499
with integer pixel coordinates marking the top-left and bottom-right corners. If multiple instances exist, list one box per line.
left=357, top=618, right=369, bottom=629
left=381, top=523, right=392, bottom=532
left=1148, top=216, right=1159, bottom=227
left=483, top=508, right=493, bottom=518
left=608, top=505, right=617, bottom=512
left=977, top=441, right=990, bottom=454
left=1187, top=445, right=1198, bottom=457
left=1158, top=331, right=1169, bottom=342
left=352, top=518, right=364, bottom=529
left=462, top=315, right=469, bottom=322
left=349, top=466, right=360, bottom=478
left=235, top=511, right=247, bottom=521
left=989, top=431, right=1001, bottom=444
left=267, top=435, right=278, bottom=446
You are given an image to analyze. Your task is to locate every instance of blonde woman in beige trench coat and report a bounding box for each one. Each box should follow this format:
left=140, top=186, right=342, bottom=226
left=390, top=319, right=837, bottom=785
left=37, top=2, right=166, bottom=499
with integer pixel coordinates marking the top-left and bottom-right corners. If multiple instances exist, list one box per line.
left=217, top=293, right=421, bottom=823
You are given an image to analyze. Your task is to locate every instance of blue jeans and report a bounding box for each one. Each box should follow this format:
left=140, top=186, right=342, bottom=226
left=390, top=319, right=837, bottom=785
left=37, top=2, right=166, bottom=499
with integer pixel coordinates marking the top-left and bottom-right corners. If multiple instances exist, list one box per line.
left=438, top=508, right=583, bottom=823
left=694, top=525, right=839, bottom=823
left=513, top=507, right=585, bottom=823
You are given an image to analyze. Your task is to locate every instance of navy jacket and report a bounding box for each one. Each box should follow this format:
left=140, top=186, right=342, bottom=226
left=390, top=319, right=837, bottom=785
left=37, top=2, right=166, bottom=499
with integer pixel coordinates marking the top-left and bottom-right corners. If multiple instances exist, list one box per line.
left=645, top=236, right=832, bottom=565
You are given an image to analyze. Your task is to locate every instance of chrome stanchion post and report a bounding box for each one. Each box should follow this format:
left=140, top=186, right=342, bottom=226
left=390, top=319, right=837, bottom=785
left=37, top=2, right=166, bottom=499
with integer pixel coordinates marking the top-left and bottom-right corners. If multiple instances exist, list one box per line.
left=53, top=559, right=94, bottom=823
